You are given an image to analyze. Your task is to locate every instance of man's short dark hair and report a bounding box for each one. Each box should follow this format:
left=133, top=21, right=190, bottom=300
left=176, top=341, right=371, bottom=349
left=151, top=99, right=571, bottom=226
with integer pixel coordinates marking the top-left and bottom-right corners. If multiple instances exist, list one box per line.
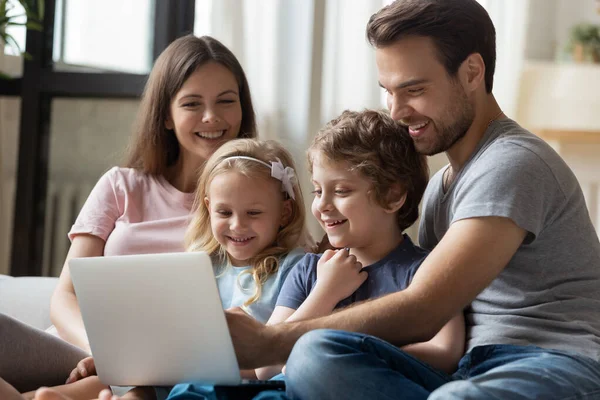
left=367, top=0, right=496, bottom=93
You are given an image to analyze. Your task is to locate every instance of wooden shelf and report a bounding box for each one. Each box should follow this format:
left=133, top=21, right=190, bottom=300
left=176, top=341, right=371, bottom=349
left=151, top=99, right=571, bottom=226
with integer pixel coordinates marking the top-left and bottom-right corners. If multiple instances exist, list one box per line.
left=535, top=129, right=600, bottom=144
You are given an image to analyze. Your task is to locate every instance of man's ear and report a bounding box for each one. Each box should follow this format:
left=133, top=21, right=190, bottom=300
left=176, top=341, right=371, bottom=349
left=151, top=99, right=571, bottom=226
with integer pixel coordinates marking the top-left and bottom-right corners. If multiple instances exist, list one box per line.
left=280, top=199, right=293, bottom=227
left=385, top=184, right=407, bottom=214
left=460, top=53, right=485, bottom=93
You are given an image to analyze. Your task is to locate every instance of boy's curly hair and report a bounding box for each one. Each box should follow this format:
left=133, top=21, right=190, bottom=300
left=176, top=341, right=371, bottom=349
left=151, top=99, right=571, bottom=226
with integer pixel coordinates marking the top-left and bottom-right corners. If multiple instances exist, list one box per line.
left=308, top=109, right=429, bottom=231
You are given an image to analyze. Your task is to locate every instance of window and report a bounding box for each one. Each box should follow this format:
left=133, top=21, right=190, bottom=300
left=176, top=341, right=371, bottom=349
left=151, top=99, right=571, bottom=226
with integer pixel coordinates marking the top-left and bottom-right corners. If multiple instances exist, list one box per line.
left=52, top=0, right=155, bottom=73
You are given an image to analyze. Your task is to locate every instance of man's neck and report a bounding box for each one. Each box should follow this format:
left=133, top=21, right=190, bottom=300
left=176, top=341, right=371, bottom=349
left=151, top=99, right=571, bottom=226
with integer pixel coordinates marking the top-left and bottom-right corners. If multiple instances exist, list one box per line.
left=446, top=95, right=503, bottom=172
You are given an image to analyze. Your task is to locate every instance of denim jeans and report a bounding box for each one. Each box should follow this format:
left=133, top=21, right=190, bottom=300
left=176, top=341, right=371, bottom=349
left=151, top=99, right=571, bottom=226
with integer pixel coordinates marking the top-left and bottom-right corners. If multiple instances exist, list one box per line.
left=284, top=329, right=600, bottom=400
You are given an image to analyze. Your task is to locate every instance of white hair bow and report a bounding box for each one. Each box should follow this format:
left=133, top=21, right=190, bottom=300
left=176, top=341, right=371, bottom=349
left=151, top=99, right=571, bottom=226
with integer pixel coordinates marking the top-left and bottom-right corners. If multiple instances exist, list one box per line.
left=271, top=158, right=297, bottom=200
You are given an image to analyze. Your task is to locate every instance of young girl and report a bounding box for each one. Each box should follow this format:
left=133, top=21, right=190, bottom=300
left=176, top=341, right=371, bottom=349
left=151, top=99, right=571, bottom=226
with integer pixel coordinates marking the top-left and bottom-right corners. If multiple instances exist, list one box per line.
left=31, top=139, right=307, bottom=400
left=0, top=34, right=257, bottom=399
left=256, top=109, right=465, bottom=380
left=185, top=138, right=307, bottom=324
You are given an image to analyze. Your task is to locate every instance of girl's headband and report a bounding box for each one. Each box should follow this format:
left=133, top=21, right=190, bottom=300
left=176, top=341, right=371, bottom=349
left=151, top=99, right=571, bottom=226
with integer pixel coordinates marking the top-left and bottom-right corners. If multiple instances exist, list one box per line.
left=219, top=156, right=297, bottom=200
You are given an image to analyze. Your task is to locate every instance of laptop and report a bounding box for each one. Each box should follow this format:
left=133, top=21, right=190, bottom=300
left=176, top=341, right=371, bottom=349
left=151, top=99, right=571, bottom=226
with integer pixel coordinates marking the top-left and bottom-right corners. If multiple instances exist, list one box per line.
left=69, top=252, right=242, bottom=387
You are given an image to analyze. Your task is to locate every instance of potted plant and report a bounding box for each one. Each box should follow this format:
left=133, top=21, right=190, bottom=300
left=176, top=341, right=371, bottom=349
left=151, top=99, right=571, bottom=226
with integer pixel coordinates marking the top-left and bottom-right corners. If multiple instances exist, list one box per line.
left=566, top=23, right=600, bottom=63
left=0, top=0, right=44, bottom=78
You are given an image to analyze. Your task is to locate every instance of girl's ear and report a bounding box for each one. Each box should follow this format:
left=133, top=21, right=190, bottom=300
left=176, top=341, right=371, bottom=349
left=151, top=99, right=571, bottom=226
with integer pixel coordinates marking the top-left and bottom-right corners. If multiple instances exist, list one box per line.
left=204, top=196, right=210, bottom=210
left=280, top=199, right=293, bottom=227
left=385, top=184, right=407, bottom=214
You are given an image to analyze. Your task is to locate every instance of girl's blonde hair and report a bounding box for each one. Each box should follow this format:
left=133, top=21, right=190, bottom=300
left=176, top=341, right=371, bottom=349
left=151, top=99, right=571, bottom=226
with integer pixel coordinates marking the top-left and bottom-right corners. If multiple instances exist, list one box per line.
left=186, top=139, right=305, bottom=306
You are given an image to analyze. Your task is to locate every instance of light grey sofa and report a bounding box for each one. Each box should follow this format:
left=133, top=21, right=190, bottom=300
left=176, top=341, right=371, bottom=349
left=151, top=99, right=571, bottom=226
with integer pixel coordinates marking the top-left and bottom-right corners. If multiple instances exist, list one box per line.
left=0, top=274, right=59, bottom=330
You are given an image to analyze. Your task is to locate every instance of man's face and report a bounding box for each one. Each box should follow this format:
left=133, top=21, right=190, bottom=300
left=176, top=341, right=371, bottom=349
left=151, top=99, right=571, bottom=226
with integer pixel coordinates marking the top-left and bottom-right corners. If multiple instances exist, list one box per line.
left=376, top=36, right=475, bottom=156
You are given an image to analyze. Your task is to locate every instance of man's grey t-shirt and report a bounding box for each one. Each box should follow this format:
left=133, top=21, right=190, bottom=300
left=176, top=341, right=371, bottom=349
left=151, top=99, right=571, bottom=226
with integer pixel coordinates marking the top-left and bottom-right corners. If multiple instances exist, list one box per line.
left=419, top=118, right=600, bottom=360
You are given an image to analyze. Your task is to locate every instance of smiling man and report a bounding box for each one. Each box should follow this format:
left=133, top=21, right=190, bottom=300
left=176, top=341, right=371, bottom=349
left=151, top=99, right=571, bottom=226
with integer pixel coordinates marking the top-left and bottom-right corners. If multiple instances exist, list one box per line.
left=225, top=1, right=600, bottom=399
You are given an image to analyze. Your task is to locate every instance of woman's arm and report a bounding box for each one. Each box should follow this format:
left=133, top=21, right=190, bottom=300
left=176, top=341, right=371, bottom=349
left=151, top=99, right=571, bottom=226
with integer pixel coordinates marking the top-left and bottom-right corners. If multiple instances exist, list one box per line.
left=50, top=234, right=105, bottom=352
left=400, top=312, right=465, bottom=373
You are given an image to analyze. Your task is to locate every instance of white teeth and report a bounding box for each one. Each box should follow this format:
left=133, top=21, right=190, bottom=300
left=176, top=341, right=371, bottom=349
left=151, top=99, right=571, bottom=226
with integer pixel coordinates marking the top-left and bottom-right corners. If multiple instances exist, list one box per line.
left=326, top=219, right=345, bottom=225
left=410, top=121, right=429, bottom=130
left=196, top=130, right=224, bottom=139
left=229, top=236, right=252, bottom=242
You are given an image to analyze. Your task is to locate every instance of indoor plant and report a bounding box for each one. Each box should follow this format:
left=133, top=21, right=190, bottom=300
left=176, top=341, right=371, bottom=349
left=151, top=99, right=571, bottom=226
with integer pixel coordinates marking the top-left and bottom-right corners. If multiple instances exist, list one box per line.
left=0, top=0, right=44, bottom=78
left=566, top=23, right=600, bottom=63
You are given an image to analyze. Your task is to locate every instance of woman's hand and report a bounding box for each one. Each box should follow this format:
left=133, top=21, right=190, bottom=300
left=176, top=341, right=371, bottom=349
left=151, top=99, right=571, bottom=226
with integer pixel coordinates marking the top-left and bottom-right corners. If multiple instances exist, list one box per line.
left=65, top=356, right=96, bottom=384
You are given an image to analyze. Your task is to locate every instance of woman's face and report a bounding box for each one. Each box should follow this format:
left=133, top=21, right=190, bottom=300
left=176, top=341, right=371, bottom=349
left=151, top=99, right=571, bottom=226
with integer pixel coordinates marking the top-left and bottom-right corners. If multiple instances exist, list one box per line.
left=166, top=62, right=243, bottom=165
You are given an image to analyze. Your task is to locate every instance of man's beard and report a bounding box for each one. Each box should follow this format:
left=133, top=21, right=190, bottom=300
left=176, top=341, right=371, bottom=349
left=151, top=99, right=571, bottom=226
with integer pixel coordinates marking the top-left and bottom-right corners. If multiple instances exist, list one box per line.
left=414, top=89, right=475, bottom=156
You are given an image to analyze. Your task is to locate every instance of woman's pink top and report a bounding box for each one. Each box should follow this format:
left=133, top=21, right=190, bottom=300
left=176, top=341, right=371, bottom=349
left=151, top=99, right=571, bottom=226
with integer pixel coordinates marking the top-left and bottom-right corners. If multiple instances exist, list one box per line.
left=68, top=167, right=195, bottom=255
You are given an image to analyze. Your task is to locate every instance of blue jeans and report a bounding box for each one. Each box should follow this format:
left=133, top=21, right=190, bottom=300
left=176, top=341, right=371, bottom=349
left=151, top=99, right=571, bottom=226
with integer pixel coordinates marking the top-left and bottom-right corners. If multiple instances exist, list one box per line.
left=284, top=329, right=600, bottom=400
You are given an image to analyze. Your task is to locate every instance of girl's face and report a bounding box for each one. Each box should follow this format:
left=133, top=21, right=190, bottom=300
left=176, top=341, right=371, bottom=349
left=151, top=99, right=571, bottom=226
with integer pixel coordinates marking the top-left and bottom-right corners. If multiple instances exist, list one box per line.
left=311, top=154, right=396, bottom=250
left=205, top=171, right=292, bottom=266
left=166, top=62, right=243, bottom=165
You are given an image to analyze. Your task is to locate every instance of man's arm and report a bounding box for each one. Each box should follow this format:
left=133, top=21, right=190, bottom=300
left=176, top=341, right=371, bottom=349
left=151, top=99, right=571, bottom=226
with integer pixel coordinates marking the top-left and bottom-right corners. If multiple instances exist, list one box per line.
left=401, top=312, right=465, bottom=373
left=227, top=216, right=526, bottom=368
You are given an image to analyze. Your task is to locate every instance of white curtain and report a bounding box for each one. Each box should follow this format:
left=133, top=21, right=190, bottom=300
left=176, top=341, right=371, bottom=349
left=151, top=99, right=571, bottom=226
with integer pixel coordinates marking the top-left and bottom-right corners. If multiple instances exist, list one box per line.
left=477, top=0, right=530, bottom=119
left=195, top=0, right=387, bottom=236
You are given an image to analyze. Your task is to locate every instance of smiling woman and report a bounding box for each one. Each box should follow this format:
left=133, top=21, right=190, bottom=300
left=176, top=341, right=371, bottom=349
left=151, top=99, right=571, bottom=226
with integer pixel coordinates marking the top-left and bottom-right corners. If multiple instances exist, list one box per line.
left=0, top=34, right=259, bottom=396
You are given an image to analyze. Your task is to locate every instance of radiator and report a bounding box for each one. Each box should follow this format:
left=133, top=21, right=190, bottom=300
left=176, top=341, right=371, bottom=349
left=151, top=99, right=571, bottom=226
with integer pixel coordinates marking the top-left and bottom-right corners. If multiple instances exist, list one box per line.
left=0, top=177, right=94, bottom=277
left=41, top=180, right=95, bottom=277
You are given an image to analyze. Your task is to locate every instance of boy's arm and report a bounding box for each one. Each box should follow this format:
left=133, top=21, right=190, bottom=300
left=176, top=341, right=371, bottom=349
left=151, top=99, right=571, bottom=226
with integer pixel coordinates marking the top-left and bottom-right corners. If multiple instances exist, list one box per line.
left=400, top=312, right=465, bottom=373
left=255, top=249, right=368, bottom=380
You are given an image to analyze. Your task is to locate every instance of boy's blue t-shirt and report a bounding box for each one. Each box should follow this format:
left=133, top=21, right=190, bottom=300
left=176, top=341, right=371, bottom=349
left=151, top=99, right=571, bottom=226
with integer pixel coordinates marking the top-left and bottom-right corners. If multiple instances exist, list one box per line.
left=214, top=247, right=306, bottom=323
left=276, top=234, right=429, bottom=310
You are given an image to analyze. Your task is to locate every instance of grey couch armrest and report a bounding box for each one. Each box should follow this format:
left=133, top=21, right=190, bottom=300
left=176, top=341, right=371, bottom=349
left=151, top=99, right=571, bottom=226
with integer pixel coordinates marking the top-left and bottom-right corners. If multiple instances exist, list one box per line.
left=0, top=275, right=59, bottom=330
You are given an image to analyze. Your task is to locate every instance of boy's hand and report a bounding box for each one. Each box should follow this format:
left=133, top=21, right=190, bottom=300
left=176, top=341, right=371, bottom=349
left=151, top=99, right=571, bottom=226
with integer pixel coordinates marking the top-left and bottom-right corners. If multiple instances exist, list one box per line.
left=314, top=249, right=367, bottom=303
left=315, top=233, right=335, bottom=253
left=65, top=356, right=96, bottom=384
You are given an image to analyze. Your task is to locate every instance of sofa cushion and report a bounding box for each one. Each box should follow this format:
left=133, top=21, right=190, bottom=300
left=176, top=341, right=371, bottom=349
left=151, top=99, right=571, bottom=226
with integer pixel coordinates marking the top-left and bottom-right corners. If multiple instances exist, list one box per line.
left=0, top=275, right=59, bottom=330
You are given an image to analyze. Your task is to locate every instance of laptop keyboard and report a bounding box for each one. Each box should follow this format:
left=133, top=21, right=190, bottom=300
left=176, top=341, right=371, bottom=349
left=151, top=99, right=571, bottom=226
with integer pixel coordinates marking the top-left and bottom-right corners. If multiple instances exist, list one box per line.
left=214, top=380, right=285, bottom=399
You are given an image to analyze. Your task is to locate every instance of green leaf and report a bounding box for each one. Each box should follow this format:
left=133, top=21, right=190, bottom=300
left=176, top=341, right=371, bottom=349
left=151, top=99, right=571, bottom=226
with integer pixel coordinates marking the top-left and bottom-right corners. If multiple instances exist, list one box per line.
left=37, top=0, right=43, bottom=19
left=25, top=20, right=42, bottom=30
left=2, top=31, right=22, bottom=53
left=0, top=70, right=13, bottom=79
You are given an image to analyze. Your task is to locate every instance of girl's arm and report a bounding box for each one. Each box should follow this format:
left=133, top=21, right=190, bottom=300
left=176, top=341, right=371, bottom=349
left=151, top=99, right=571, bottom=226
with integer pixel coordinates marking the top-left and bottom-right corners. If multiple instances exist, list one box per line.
left=255, top=307, right=296, bottom=380
left=254, top=273, right=358, bottom=380
left=50, top=235, right=105, bottom=352
left=255, top=250, right=367, bottom=379
left=400, top=312, right=465, bottom=373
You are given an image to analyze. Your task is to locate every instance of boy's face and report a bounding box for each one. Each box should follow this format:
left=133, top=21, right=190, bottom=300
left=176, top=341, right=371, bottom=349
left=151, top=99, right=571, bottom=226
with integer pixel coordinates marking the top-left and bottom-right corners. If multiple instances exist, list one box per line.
left=376, top=36, right=475, bottom=156
left=311, top=154, right=396, bottom=251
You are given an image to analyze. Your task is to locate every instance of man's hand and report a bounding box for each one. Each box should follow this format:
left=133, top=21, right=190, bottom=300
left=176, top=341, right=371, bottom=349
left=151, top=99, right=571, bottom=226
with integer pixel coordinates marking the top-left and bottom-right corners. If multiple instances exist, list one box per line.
left=313, top=249, right=367, bottom=304
left=65, top=356, right=96, bottom=384
left=226, top=307, right=280, bottom=369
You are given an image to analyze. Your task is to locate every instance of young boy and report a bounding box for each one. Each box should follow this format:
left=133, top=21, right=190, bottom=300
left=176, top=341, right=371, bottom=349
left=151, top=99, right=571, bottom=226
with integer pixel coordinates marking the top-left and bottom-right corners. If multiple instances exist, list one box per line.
left=256, top=109, right=465, bottom=380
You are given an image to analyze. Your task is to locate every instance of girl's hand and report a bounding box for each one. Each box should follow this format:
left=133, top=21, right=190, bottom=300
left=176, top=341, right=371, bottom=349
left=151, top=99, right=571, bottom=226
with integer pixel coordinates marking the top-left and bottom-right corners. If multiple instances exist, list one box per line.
left=313, top=249, right=367, bottom=303
left=65, top=356, right=96, bottom=384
